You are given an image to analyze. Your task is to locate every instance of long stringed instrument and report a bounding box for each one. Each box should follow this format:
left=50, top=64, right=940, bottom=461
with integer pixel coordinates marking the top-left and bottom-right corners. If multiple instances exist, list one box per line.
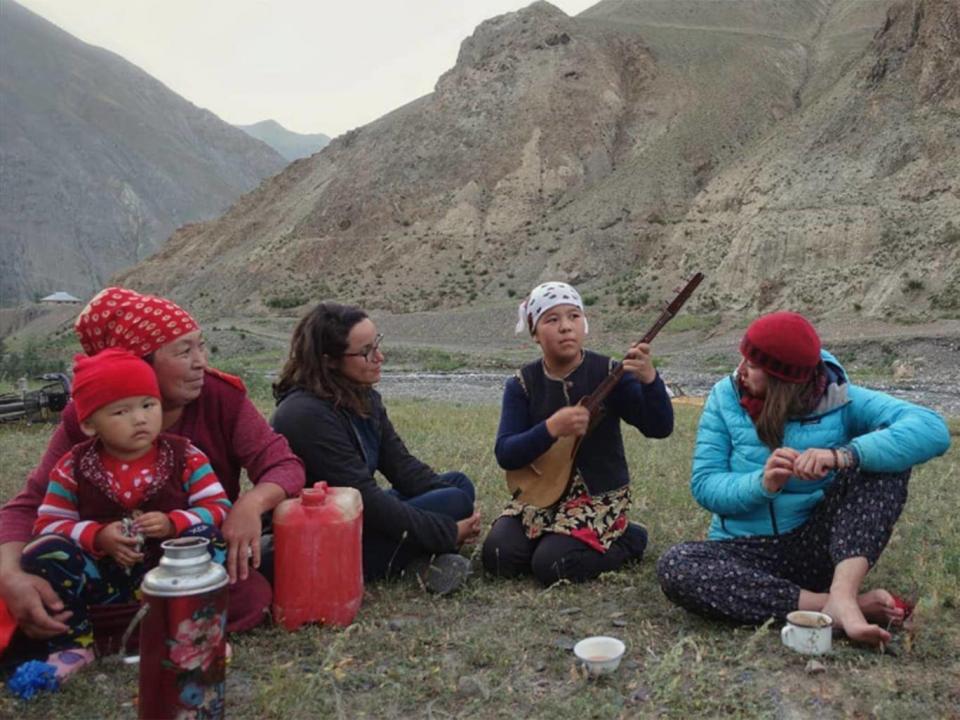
left=505, top=272, right=705, bottom=508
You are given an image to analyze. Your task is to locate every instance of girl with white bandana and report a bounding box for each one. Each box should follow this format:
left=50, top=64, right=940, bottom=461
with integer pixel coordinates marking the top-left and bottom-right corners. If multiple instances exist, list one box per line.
left=481, top=282, right=674, bottom=585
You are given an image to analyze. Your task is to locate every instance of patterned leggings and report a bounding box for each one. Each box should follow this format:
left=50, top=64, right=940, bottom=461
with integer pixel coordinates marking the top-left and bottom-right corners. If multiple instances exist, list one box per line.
left=656, top=469, right=910, bottom=625
left=21, top=524, right=225, bottom=652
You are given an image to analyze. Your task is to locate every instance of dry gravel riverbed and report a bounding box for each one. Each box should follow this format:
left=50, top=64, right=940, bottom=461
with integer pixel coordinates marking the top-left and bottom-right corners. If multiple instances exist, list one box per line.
left=376, top=368, right=960, bottom=417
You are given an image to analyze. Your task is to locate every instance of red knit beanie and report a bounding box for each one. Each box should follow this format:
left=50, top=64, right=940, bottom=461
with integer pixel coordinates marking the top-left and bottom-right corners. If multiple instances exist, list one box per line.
left=739, top=311, right=821, bottom=383
left=75, top=287, right=199, bottom=357
left=72, top=348, right=161, bottom=422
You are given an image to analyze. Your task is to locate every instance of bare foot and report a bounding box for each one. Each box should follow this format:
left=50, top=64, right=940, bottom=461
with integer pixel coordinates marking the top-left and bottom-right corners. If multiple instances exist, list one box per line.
left=858, top=589, right=905, bottom=626
left=46, top=647, right=95, bottom=681
left=823, top=594, right=892, bottom=647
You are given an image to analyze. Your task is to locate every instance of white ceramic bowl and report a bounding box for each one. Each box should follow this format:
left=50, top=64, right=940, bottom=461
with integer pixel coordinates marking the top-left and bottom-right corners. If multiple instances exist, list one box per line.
left=573, top=636, right=626, bottom=676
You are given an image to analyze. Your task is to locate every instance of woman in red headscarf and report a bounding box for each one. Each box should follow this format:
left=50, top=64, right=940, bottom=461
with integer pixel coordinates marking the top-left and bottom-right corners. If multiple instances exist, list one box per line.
left=0, top=288, right=305, bottom=647
left=656, top=312, right=950, bottom=646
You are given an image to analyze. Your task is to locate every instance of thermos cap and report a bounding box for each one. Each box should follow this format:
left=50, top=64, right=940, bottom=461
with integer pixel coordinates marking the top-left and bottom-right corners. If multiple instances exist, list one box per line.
left=141, top=537, right=228, bottom=598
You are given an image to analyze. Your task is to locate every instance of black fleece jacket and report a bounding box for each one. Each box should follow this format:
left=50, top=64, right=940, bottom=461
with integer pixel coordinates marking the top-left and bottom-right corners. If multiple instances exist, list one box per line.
left=270, top=387, right=458, bottom=554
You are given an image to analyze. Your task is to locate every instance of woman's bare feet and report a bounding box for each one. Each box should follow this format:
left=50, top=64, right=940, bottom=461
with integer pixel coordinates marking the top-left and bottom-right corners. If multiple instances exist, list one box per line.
left=823, top=594, right=892, bottom=646
left=802, top=588, right=905, bottom=626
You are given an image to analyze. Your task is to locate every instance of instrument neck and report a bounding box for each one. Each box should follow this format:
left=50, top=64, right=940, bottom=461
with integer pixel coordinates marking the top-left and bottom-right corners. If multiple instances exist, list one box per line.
left=582, top=364, right=625, bottom=415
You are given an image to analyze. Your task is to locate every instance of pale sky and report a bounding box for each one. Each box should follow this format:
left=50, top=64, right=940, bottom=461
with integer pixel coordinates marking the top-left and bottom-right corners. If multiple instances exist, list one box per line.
left=15, top=0, right=599, bottom=138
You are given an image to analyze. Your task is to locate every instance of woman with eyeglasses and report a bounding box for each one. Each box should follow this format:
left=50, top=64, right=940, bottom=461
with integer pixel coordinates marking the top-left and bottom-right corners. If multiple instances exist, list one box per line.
left=271, top=303, right=481, bottom=594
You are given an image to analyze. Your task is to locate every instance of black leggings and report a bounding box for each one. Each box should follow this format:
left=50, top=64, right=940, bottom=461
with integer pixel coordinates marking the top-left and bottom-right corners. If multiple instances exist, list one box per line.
left=656, top=469, right=910, bottom=624
left=481, top=515, right=647, bottom=586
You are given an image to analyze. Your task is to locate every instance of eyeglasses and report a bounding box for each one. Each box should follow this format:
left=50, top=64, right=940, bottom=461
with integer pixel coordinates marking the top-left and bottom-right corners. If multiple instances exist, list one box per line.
left=342, top=333, right=383, bottom=362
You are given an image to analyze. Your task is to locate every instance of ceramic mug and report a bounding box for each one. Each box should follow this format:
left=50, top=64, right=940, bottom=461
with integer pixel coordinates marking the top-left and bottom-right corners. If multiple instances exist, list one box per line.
left=781, top=610, right=832, bottom=655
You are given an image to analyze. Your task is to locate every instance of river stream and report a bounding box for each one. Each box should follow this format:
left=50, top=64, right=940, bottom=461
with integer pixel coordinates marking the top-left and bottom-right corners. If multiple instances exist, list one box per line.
left=376, top=370, right=960, bottom=417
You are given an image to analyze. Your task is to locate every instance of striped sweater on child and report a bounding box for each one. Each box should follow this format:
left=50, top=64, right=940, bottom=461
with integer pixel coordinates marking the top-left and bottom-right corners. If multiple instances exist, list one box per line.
left=34, top=442, right=232, bottom=554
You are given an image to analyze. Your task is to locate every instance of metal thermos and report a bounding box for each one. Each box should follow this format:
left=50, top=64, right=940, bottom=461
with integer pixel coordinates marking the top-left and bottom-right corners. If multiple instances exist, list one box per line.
left=137, top=537, right=228, bottom=720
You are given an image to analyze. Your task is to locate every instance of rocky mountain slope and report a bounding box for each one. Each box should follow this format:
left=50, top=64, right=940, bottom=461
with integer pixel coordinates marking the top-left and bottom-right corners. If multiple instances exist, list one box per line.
left=0, top=1, right=286, bottom=305
left=652, top=0, right=960, bottom=320
left=236, top=120, right=330, bottom=162
left=116, top=0, right=959, bottom=325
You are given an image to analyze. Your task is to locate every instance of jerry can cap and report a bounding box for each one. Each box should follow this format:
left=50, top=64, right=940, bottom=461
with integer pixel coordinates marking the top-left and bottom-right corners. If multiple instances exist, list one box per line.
left=302, top=482, right=329, bottom=506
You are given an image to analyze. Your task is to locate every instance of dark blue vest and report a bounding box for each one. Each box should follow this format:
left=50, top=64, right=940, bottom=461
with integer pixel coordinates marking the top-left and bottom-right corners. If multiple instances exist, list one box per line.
left=518, top=351, right=630, bottom=495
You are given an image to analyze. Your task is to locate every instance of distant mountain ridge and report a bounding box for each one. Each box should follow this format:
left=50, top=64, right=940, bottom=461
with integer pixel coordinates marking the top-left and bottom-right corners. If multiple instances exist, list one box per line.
left=236, top=120, right=330, bottom=162
left=116, top=0, right=959, bottom=324
left=0, top=1, right=287, bottom=305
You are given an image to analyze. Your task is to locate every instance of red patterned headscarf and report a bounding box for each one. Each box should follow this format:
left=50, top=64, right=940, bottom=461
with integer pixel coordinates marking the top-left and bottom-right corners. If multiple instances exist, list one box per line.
left=75, top=287, right=199, bottom=357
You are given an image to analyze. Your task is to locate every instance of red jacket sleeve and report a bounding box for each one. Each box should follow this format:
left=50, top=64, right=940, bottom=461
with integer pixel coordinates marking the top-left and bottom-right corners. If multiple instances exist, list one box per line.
left=232, top=398, right=304, bottom=498
left=0, top=403, right=87, bottom=545
left=32, top=452, right=104, bottom=554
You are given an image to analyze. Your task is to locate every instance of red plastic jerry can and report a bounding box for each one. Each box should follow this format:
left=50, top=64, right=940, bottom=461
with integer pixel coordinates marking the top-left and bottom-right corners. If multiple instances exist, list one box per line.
left=272, top=482, right=363, bottom=630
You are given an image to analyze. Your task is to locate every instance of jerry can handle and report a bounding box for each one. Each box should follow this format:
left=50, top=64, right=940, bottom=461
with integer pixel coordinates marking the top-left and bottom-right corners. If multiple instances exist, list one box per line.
left=118, top=603, right=150, bottom=665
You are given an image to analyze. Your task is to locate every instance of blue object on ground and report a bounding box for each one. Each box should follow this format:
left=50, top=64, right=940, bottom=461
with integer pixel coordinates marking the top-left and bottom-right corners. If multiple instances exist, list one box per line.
left=7, top=660, right=59, bottom=699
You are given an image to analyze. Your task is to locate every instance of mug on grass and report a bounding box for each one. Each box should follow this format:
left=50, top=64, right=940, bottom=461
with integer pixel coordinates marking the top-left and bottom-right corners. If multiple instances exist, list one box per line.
left=781, top=610, right=832, bottom=655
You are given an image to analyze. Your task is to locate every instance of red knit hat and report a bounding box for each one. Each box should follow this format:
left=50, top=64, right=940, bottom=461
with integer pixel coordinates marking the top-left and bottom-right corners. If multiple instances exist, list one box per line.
left=72, top=348, right=161, bottom=422
left=75, top=287, right=199, bottom=357
left=740, top=311, right=821, bottom=383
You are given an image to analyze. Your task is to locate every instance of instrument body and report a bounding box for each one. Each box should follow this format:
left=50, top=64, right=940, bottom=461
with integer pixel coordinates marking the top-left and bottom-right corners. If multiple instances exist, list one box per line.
left=505, top=435, right=579, bottom=508
left=505, top=273, right=704, bottom=508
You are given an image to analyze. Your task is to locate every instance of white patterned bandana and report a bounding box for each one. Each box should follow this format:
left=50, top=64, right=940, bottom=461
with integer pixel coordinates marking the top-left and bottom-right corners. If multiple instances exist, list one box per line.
left=515, top=282, right=589, bottom=335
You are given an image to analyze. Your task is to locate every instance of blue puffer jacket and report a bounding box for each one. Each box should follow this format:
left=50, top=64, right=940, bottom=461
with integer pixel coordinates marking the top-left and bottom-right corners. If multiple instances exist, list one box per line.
left=692, top=350, right=951, bottom=540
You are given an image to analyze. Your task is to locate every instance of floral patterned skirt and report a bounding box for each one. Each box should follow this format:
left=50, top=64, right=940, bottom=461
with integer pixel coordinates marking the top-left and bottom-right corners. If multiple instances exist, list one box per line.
left=500, top=475, right=630, bottom=553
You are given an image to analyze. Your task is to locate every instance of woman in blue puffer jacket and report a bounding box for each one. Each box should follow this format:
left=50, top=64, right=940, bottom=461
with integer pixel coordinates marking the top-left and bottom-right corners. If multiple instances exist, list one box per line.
left=657, top=312, right=950, bottom=646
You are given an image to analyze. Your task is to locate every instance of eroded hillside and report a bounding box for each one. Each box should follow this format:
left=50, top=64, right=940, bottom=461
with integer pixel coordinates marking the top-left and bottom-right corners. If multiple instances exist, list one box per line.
left=116, top=0, right=959, bottom=325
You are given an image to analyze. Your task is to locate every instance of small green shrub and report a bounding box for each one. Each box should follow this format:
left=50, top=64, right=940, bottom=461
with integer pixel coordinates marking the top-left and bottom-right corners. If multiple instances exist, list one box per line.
left=265, top=294, right=308, bottom=310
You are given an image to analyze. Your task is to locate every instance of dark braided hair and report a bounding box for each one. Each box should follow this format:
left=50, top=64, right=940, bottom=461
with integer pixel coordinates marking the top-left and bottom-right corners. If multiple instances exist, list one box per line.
left=273, top=302, right=372, bottom=416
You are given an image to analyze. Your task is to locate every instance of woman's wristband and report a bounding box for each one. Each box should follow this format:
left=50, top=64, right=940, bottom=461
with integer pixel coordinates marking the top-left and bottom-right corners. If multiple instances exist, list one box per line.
left=831, top=446, right=859, bottom=470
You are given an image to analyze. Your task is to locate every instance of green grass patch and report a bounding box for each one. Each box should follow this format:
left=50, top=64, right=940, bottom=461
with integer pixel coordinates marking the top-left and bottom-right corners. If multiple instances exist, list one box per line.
left=264, top=295, right=309, bottom=310
left=700, top=352, right=736, bottom=375
left=661, top=313, right=721, bottom=334
left=384, top=346, right=515, bottom=373
left=0, top=333, right=79, bottom=384
left=214, top=350, right=287, bottom=405
left=2, top=402, right=958, bottom=718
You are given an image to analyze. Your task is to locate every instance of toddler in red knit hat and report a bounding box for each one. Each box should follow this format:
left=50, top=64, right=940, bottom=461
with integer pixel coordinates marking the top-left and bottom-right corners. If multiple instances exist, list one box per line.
left=21, top=349, right=232, bottom=681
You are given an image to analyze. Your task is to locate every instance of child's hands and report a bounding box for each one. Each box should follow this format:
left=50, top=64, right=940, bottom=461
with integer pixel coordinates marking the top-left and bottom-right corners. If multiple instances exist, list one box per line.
left=545, top=406, right=591, bottom=438
left=95, top=521, right=144, bottom=567
left=623, top=342, right=657, bottom=384
left=134, top=512, right=174, bottom=539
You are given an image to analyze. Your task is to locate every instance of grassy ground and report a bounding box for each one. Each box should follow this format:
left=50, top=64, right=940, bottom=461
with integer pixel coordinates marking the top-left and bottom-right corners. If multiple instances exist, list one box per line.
left=1, top=399, right=958, bottom=719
